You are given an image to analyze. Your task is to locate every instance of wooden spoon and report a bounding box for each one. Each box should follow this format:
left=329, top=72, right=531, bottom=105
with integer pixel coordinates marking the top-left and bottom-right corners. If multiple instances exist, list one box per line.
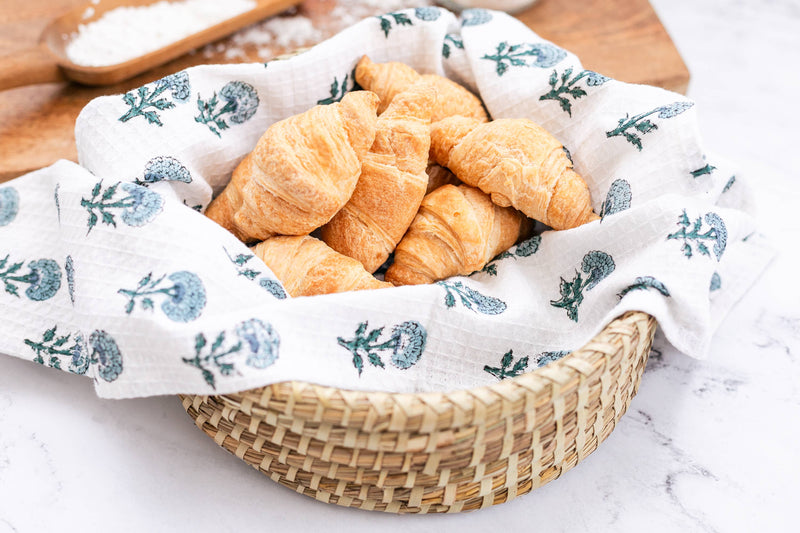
left=0, top=0, right=301, bottom=90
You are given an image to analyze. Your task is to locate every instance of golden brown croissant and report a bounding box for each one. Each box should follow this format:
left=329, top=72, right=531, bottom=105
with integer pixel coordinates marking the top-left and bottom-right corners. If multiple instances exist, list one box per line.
left=355, top=55, right=488, bottom=122
left=425, top=161, right=461, bottom=195
left=430, top=116, right=598, bottom=230
left=205, top=90, right=380, bottom=243
left=384, top=184, right=532, bottom=285
left=252, top=235, right=391, bottom=297
left=320, top=83, right=435, bottom=273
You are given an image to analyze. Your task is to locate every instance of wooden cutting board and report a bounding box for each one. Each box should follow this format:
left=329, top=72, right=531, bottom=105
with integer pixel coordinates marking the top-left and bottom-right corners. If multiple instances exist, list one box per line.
left=0, top=0, right=688, bottom=182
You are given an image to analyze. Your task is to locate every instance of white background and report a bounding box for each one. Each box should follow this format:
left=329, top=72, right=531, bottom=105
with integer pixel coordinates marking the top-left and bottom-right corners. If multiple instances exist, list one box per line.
left=1, top=1, right=799, bottom=531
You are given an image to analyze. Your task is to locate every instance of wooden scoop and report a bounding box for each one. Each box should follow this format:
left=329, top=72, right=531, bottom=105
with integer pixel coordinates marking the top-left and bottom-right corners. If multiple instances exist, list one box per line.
left=0, top=0, right=301, bottom=90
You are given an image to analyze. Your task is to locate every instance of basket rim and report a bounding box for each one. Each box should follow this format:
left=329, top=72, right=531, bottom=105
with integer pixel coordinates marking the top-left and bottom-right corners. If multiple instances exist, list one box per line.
left=197, top=310, right=656, bottom=433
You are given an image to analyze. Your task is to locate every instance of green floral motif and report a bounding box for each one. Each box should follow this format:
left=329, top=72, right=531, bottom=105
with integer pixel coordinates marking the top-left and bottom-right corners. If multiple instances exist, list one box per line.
left=376, top=12, right=413, bottom=38
left=195, top=81, right=260, bottom=137
left=183, top=318, right=279, bottom=389
left=539, top=67, right=609, bottom=116
left=442, top=34, right=464, bottom=59
left=600, top=179, right=632, bottom=221
left=461, top=9, right=492, bottom=26
left=710, top=271, right=721, bottom=291
left=317, top=67, right=360, bottom=105
left=135, top=156, right=192, bottom=186
left=690, top=163, right=716, bottom=178
left=65, top=255, right=76, bottom=305
left=118, top=271, right=206, bottom=322
left=606, top=101, right=694, bottom=151
left=81, top=181, right=163, bottom=234
left=54, top=184, right=61, bottom=224
left=337, top=320, right=426, bottom=376
left=0, top=187, right=19, bottom=226
left=535, top=350, right=571, bottom=368
left=475, top=235, right=541, bottom=276
left=482, top=42, right=567, bottom=77
left=26, top=326, right=123, bottom=381
left=617, top=276, right=670, bottom=299
left=722, top=176, right=736, bottom=193
left=224, top=247, right=287, bottom=299
left=484, top=349, right=528, bottom=380
left=437, top=280, right=507, bottom=314
left=550, top=250, right=615, bottom=322
left=667, top=209, right=727, bottom=260
left=119, top=71, right=190, bottom=126
left=0, top=255, right=61, bottom=301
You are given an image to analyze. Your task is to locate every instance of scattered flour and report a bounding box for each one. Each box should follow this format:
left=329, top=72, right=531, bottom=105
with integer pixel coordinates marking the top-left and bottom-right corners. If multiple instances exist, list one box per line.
left=65, top=0, right=257, bottom=67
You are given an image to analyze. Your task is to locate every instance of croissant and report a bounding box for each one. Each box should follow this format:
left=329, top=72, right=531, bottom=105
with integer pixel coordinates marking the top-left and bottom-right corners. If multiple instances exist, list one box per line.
left=321, top=83, right=435, bottom=272
left=252, top=235, right=391, bottom=297
left=205, top=90, right=380, bottom=243
left=384, top=184, right=532, bottom=285
left=355, top=55, right=488, bottom=122
left=430, top=116, right=598, bottom=230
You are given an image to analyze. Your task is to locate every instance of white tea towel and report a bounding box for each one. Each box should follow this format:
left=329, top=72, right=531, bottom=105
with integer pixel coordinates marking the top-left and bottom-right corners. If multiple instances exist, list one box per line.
left=0, top=8, right=773, bottom=398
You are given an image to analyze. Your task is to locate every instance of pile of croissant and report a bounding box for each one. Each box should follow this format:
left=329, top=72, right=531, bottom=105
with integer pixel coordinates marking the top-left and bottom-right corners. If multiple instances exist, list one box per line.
left=205, top=56, right=598, bottom=297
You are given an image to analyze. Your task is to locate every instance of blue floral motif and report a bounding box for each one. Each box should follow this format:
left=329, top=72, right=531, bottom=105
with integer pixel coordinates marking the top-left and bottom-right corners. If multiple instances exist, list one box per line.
left=337, top=320, right=427, bottom=375
left=224, top=247, right=288, bottom=299
left=535, top=350, right=571, bottom=368
left=722, top=176, right=736, bottom=192
left=183, top=318, right=280, bottom=389
left=540, top=68, right=610, bottom=116
left=438, top=280, right=506, bottom=314
left=375, top=11, right=413, bottom=37
left=442, top=34, right=464, bottom=59
left=461, top=9, right=492, bottom=26
left=414, top=7, right=440, bottom=21
left=667, top=210, right=727, bottom=260
left=70, top=333, right=90, bottom=375
left=25, top=326, right=122, bottom=381
left=81, top=181, right=163, bottom=233
left=90, top=330, right=124, bottom=382
left=65, top=255, right=76, bottom=305
left=119, top=71, right=190, bottom=126
left=136, top=156, right=192, bottom=186
left=551, top=250, right=615, bottom=321
left=1, top=255, right=62, bottom=301
left=710, top=271, right=721, bottom=292
left=606, top=101, right=694, bottom=151
left=236, top=318, right=280, bottom=369
left=484, top=349, right=528, bottom=380
left=617, top=276, right=670, bottom=299
left=600, top=179, right=632, bottom=221
left=195, top=81, right=260, bottom=137
left=482, top=42, right=567, bottom=76
left=118, top=270, right=207, bottom=322
left=476, top=235, right=542, bottom=276
left=0, top=187, right=20, bottom=227
left=54, top=183, right=61, bottom=224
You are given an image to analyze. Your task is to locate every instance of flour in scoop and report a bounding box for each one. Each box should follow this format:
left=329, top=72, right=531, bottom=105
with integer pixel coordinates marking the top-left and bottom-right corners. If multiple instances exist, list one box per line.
left=65, top=0, right=257, bottom=67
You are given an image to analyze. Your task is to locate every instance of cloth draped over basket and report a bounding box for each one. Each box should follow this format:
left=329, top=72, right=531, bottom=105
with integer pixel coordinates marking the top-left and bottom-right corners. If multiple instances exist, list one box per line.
left=0, top=8, right=773, bottom=398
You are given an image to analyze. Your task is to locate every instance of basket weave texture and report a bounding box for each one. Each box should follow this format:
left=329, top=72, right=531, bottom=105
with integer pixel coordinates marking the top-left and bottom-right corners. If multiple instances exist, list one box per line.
left=180, top=310, right=655, bottom=513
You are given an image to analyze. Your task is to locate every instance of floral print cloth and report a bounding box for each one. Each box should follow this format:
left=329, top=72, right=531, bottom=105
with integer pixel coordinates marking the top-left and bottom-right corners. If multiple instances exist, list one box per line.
left=0, top=8, right=773, bottom=398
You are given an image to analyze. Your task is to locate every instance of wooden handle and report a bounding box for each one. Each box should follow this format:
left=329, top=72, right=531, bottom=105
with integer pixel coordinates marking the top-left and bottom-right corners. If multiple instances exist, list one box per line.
left=0, top=45, right=65, bottom=91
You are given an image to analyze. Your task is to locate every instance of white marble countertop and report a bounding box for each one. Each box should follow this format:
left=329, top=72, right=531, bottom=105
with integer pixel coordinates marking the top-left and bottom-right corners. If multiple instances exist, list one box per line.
left=1, top=1, right=798, bottom=531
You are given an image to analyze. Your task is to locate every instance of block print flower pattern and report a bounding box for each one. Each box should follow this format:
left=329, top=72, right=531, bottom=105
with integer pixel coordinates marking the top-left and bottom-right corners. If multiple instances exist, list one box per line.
left=539, top=67, right=610, bottom=116
left=317, top=67, right=360, bottom=105
left=606, top=101, right=694, bottom=151
left=375, top=12, right=413, bottom=37
left=183, top=318, right=279, bottom=389
left=119, top=71, right=190, bottom=126
left=337, top=320, right=426, bottom=375
left=475, top=235, right=541, bottom=276
left=442, top=34, right=464, bottom=59
left=118, top=271, right=207, bottom=322
left=484, top=348, right=572, bottom=380
left=617, top=276, right=670, bottom=299
left=224, top=247, right=287, bottom=299
left=600, top=179, right=632, bottom=221
left=551, top=250, right=615, bottom=321
left=0, top=255, right=61, bottom=301
left=81, top=181, right=163, bottom=234
left=437, top=280, right=507, bottom=314
left=135, top=156, right=192, bottom=186
left=482, top=42, right=567, bottom=76
left=195, top=81, right=259, bottom=137
left=0, top=187, right=19, bottom=226
left=25, top=325, right=123, bottom=382
left=667, top=210, right=727, bottom=260
left=461, top=9, right=492, bottom=26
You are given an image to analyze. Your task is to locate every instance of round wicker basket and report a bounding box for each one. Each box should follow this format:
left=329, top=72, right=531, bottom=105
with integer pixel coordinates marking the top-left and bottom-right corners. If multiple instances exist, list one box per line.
left=180, top=310, right=656, bottom=513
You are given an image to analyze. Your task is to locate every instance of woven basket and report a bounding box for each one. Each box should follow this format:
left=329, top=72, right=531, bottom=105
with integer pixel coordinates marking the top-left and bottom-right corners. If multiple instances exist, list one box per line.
left=180, top=310, right=656, bottom=513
